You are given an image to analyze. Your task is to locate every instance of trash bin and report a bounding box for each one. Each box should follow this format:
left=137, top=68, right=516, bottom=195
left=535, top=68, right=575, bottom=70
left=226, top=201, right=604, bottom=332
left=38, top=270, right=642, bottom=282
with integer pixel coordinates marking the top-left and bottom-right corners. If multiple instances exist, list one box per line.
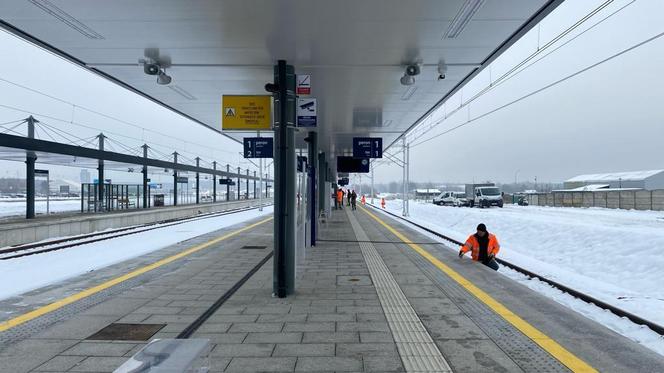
left=153, top=194, right=165, bottom=207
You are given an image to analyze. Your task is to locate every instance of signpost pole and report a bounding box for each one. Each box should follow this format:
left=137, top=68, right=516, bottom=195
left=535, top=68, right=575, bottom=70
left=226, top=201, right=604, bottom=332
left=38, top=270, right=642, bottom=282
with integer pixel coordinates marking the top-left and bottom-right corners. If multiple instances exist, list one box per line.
left=226, top=164, right=230, bottom=201
left=406, top=141, right=410, bottom=216
left=237, top=166, right=241, bottom=200
left=306, top=131, right=317, bottom=246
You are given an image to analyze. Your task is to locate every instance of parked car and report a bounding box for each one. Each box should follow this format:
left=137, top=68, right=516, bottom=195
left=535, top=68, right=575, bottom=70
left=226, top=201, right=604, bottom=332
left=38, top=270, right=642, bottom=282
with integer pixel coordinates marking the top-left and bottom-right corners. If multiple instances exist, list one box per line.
left=433, top=191, right=468, bottom=206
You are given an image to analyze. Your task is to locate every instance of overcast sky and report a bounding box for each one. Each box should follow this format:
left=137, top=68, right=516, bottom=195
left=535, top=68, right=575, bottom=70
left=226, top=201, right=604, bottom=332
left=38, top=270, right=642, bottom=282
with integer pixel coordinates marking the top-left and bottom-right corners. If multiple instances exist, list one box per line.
left=1, top=0, right=663, bottom=186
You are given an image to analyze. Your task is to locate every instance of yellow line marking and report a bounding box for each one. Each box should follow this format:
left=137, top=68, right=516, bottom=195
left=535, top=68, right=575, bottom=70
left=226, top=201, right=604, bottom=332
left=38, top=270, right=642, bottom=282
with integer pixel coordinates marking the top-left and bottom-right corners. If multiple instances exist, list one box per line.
left=360, top=206, right=597, bottom=373
left=0, top=217, right=273, bottom=333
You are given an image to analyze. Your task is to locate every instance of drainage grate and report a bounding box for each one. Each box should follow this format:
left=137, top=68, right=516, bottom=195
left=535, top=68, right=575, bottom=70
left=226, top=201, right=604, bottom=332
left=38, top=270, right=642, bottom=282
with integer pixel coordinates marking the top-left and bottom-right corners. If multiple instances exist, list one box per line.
left=241, top=245, right=266, bottom=250
left=86, top=323, right=165, bottom=341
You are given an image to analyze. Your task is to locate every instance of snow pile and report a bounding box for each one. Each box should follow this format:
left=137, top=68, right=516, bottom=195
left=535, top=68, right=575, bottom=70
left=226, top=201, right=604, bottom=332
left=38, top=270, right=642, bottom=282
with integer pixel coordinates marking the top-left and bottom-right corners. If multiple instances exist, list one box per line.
left=380, top=200, right=664, bottom=354
left=0, top=199, right=81, bottom=218
left=0, top=206, right=273, bottom=300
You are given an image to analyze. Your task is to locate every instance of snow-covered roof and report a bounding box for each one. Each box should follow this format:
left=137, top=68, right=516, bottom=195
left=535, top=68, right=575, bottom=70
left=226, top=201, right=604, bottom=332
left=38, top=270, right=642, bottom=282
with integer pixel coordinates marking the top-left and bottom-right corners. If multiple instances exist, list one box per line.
left=414, top=188, right=441, bottom=194
left=567, top=184, right=610, bottom=192
left=566, top=170, right=664, bottom=183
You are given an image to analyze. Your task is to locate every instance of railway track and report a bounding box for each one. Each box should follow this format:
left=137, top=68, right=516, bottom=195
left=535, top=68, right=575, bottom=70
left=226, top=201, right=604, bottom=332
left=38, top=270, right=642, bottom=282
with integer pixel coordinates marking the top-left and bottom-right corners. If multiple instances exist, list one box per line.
left=0, top=203, right=272, bottom=260
left=367, top=204, right=664, bottom=336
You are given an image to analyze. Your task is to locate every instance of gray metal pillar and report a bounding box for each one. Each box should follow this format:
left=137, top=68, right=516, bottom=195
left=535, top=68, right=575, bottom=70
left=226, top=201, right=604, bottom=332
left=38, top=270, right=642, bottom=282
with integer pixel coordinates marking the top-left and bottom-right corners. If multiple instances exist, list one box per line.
left=98, top=133, right=105, bottom=212
left=371, top=163, right=375, bottom=205
left=317, top=152, right=325, bottom=216
left=273, top=60, right=297, bottom=297
left=226, top=164, right=230, bottom=201
left=237, top=167, right=241, bottom=200
left=213, top=161, right=217, bottom=202
left=246, top=169, right=250, bottom=199
left=26, top=116, right=37, bottom=219
left=173, top=152, right=178, bottom=206
left=306, top=131, right=317, bottom=245
left=406, top=141, right=410, bottom=216
left=253, top=171, right=257, bottom=199
left=195, top=157, right=200, bottom=204
left=142, top=144, right=149, bottom=208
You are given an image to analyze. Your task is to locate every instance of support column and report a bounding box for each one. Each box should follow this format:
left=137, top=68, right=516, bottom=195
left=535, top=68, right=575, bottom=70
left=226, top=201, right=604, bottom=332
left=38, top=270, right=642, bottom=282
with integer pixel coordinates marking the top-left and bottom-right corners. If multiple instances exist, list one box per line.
left=317, top=152, right=325, bottom=216
left=246, top=169, right=250, bottom=199
left=26, top=116, right=37, bottom=219
left=213, top=161, right=217, bottom=202
left=402, top=138, right=407, bottom=216
left=371, top=163, right=375, bottom=205
left=259, top=159, right=263, bottom=211
left=272, top=59, right=297, bottom=297
left=142, top=144, right=149, bottom=208
left=226, top=164, right=230, bottom=201
left=306, top=131, right=317, bottom=245
left=173, top=152, right=178, bottom=206
left=406, top=141, right=410, bottom=216
left=195, top=157, right=200, bottom=204
left=97, top=133, right=105, bottom=212
left=253, top=171, right=257, bottom=199
left=237, top=166, right=241, bottom=200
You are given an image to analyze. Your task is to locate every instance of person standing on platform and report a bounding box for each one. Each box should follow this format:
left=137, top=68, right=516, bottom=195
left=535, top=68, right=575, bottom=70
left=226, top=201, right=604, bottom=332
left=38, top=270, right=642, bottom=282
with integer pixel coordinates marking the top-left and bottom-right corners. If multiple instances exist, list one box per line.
left=351, top=190, right=357, bottom=210
left=361, top=195, right=366, bottom=206
left=347, top=189, right=351, bottom=207
left=458, top=223, right=500, bottom=271
left=336, top=188, right=344, bottom=210
left=381, top=197, right=386, bottom=209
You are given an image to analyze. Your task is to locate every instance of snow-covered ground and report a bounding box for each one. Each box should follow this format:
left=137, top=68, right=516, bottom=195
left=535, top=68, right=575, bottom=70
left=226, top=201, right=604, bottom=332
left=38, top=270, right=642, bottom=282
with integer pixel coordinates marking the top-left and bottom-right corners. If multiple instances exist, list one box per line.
left=379, top=200, right=664, bottom=355
left=0, top=198, right=81, bottom=218
left=0, top=206, right=273, bottom=301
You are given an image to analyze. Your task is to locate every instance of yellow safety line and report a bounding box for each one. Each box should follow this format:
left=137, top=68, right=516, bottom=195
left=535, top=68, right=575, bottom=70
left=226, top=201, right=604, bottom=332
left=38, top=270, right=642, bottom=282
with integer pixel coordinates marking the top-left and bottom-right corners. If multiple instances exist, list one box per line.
left=360, top=206, right=597, bottom=373
left=0, top=217, right=273, bottom=333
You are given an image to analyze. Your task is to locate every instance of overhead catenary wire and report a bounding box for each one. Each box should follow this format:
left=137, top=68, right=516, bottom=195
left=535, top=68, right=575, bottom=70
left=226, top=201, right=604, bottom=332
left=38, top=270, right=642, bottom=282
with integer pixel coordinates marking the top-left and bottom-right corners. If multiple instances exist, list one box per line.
left=405, top=0, right=633, bottom=145
left=410, top=29, right=664, bottom=148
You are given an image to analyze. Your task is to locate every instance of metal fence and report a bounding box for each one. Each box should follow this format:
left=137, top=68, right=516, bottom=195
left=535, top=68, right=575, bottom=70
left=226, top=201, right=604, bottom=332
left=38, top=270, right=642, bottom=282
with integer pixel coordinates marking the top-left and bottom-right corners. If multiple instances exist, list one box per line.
left=526, top=190, right=664, bottom=211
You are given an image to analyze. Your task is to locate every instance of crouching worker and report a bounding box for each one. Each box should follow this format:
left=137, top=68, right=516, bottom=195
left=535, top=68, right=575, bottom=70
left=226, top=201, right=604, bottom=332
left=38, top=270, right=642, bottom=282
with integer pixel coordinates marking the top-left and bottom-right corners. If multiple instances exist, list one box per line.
left=458, top=223, right=500, bottom=271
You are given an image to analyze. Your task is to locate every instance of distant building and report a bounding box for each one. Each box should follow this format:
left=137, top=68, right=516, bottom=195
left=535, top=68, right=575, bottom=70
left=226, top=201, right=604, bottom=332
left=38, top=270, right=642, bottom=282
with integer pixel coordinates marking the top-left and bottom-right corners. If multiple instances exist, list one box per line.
left=413, top=188, right=441, bottom=199
left=563, top=170, right=664, bottom=191
left=80, top=169, right=90, bottom=184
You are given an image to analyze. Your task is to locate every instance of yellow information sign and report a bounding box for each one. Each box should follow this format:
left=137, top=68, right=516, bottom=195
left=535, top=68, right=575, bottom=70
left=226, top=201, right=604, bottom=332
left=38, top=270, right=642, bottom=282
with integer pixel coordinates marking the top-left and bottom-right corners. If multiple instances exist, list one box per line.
left=222, top=95, right=272, bottom=130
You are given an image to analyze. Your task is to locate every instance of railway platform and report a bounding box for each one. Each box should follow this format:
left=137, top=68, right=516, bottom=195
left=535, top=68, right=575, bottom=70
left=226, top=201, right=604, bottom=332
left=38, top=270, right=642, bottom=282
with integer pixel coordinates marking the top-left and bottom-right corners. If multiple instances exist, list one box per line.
left=0, top=207, right=662, bottom=372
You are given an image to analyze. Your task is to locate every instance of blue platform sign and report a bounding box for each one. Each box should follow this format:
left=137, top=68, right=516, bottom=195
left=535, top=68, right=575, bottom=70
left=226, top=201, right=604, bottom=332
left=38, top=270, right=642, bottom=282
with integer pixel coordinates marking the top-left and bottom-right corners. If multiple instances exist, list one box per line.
left=243, top=137, right=273, bottom=158
left=352, top=137, right=382, bottom=158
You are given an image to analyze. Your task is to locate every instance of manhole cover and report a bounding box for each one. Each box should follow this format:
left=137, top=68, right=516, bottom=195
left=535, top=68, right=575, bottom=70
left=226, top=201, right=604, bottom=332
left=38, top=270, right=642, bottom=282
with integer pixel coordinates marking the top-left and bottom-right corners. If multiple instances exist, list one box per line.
left=241, top=245, right=266, bottom=250
left=86, top=323, right=166, bottom=341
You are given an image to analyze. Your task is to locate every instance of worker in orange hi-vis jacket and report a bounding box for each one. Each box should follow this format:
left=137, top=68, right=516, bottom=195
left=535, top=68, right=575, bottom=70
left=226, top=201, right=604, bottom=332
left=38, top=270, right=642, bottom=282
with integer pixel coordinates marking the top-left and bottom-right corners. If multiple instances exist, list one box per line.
left=458, top=223, right=500, bottom=271
left=361, top=195, right=366, bottom=205
left=381, top=197, right=386, bottom=209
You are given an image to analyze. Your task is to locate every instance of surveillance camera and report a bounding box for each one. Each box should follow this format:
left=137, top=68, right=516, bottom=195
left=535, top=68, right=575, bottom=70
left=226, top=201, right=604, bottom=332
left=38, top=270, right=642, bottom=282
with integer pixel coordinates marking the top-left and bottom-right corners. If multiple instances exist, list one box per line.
left=405, top=64, right=420, bottom=76
left=264, top=83, right=279, bottom=93
left=144, top=63, right=160, bottom=75
left=437, top=74, right=446, bottom=80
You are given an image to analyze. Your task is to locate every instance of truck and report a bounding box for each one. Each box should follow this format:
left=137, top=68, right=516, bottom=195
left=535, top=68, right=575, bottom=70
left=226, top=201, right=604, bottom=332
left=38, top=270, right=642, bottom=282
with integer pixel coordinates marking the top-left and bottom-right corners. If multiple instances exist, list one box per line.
left=465, top=183, right=503, bottom=208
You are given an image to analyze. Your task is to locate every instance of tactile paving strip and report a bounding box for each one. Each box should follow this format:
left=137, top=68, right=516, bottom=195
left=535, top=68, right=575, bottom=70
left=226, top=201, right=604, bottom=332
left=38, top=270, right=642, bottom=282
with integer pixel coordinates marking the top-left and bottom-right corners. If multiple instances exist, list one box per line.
left=346, top=210, right=452, bottom=373
left=390, top=236, right=570, bottom=373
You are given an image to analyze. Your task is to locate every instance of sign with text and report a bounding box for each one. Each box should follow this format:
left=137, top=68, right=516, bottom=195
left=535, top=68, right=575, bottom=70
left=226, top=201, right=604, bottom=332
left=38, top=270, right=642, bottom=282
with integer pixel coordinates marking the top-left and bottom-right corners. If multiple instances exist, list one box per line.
left=296, top=74, right=311, bottom=95
left=219, top=178, right=235, bottom=185
left=222, top=95, right=271, bottom=130
left=176, top=177, right=188, bottom=184
left=243, top=137, right=274, bottom=158
left=352, top=137, right=382, bottom=158
left=337, top=156, right=370, bottom=173
left=297, top=98, right=317, bottom=127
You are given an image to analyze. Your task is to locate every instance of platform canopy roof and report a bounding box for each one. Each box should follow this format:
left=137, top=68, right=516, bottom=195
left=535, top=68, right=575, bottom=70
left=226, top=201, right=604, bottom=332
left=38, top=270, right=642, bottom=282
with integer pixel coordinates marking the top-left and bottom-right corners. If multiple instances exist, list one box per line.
left=0, top=0, right=561, bottom=169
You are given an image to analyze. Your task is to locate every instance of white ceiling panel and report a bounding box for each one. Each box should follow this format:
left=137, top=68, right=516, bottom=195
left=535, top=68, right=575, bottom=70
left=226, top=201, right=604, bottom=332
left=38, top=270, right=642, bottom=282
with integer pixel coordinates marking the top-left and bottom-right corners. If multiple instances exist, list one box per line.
left=0, top=0, right=561, bottom=167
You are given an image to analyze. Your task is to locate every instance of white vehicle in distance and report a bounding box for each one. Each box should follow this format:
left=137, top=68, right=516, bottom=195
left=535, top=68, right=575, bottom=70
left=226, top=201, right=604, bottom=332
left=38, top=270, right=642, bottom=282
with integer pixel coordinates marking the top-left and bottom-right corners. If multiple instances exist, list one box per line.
left=433, top=191, right=468, bottom=207
left=472, top=186, right=504, bottom=208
